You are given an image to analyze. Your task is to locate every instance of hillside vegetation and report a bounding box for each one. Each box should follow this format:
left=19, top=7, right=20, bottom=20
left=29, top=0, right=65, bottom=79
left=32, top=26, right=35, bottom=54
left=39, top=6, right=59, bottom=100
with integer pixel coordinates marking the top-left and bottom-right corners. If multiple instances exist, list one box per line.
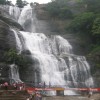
left=44, top=0, right=100, bottom=71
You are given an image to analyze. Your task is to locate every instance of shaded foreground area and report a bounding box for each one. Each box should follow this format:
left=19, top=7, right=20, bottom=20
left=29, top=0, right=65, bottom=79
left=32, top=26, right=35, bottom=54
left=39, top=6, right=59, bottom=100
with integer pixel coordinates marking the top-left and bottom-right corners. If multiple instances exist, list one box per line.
left=43, top=94, right=100, bottom=100
left=0, top=90, right=29, bottom=100
left=0, top=90, right=100, bottom=100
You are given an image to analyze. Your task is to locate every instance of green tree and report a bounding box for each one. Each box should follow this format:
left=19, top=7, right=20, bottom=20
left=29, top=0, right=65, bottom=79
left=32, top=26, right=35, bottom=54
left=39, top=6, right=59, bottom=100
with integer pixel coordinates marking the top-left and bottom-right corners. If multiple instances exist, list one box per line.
left=92, top=17, right=100, bottom=35
left=6, top=0, right=12, bottom=5
left=46, top=0, right=73, bottom=19
left=4, top=49, right=18, bottom=64
left=82, top=0, right=100, bottom=13
left=59, top=7, right=73, bottom=19
left=92, top=17, right=100, bottom=44
left=22, top=0, right=28, bottom=6
left=4, top=49, right=32, bottom=68
left=0, top=0, right=6, bottom=4
left=68, top=12, right=95, bottom=33
left=46, top=1, right=60, bottom=17
left=16, top=0, right=23, bottom=8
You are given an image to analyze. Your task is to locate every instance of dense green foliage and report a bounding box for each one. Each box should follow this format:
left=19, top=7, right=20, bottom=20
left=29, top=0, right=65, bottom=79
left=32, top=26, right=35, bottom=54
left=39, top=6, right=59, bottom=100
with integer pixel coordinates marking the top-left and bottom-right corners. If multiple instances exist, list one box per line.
left=46, top=0, right=100, bottom=68
left=0, top=0, right=6, bottom=4
left=68, top=0, right=100, bottom=68
left=68, top=0, right=100, bottom=45
left=46, top=0, right=73, bottom=19
left=16, top=0, right=23, bottom=8
left=46, top=1, right=60, bottom=17
left=59, top=7, right=73, bottom=19
left=68, top=12, right=95, bottom=33
left=0, top=0, right=11, bottom=5
left=82, top=0, right=100, bottom=13
left=92, top=17, right=100, bottom=35
left=16, top=0, right=28, bottom=8
left=4, top=49, right=32, bottom=68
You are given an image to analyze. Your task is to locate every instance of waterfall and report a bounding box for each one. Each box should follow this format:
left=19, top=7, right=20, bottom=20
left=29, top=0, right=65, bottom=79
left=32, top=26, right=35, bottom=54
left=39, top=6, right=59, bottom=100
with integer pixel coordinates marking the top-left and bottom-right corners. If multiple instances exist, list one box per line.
left=19, top=31, right=94, bottom=88
left=9, top=5, right=94, bottom=94
left=8, top=29, right=22, bottom=83
left=18, top=5, right=36, bottom=32
left=9, top=64, right=21, bottom=83
left=11, top=29, right=22, bottom=53
left=9, top=6, right=21, bottom=20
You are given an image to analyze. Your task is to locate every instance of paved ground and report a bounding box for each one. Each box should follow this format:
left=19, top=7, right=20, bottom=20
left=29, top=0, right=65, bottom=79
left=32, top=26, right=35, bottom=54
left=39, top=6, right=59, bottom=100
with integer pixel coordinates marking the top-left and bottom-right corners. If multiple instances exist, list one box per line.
left=0, top=90, right=29, bottom=100
left=43, top=94, right=100, bottom=100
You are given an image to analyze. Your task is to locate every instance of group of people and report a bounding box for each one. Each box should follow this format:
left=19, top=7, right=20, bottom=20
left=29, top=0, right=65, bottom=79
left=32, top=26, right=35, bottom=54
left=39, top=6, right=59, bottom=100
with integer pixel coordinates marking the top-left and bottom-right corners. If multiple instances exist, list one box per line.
left=0, top=81, right=25, bottom=90
left=0, top=82, right=9, bottom=90
left=88, top=87, right=93, bottom=98
left=27, top=91, right=42, bottom=100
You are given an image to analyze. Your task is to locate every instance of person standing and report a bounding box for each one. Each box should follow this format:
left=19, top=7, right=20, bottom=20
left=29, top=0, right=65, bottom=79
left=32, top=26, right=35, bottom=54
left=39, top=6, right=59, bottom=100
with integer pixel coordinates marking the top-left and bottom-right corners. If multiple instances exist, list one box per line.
left=88, top=87, right=93, bottom=98
left=4, top=82, right=8, bottom=90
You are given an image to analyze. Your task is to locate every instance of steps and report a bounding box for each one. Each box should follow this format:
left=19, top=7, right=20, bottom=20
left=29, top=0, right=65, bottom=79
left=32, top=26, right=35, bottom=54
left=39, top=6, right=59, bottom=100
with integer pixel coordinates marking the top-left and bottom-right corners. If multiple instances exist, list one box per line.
left=0, top=90, right=29, bottom=100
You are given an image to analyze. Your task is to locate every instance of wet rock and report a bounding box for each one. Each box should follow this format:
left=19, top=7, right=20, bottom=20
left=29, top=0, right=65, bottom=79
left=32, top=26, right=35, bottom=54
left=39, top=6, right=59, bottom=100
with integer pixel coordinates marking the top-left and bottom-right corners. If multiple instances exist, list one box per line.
left=0, top=63, right=9, bottom=79
left=35, top=4, right=50, bottom=20
left=0, top=15, right=23, bottom=30
left=21, top=50, right=31, bottom=55
left=0, top=20, right=17, bottom=62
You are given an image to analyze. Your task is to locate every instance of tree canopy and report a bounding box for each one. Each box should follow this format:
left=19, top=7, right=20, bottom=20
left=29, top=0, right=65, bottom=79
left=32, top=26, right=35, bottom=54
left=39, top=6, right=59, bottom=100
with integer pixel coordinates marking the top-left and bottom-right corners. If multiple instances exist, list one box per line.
left=45, top=0, right=100, bottom=68
left=16, top=0, right=28, bottom=8
left=4, top=49, right=32, bottom=68
left=82, top=0, right=100, bottom=13
left=92, top=17, right=100, bottom=35
left=46, top=0, right=73, bottom=19
left=69, top=12, right=95, bottom=33
left=0, top=0, right=12, bottom=5
left=16, top=0, right=23, bottom=8
left=0, top=0, right=6, bottom=4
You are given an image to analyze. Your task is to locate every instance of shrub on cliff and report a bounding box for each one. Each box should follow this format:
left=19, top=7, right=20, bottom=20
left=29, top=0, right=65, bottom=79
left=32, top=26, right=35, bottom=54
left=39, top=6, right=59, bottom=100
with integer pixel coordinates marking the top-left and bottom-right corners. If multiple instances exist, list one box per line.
left=16, top=0, right=28, bottom=8
left=4, top=49, right=32, bottom=68
left=59, top=7, right=73, bottom=19
left=46, top=1, right=60, bottom=17
left=68, top=12, right=95, bottom=33
left=46, top=0, right=73, bottom=19
left=88, top=45, right=100, bottom=69
left=92, top=17, right=100, bottom=35
left=16, top=0, right=23, bottom=8
left=0, top=0, right=11, bottom=5
left=82, top=0, right=100, bottom=13
left=0, top=0, right=6, bottom=4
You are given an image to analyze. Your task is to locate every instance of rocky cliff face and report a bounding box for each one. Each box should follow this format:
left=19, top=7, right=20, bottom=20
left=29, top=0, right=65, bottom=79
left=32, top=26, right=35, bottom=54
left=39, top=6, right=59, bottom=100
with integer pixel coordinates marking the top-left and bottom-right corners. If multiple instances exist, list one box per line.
left=35, top=4, right=100, bottom=87
left=0, top=5, right=23, bottom=81
left=0, top=4, right=99, bottom=87
left=35, top=4, right=89, bottom=56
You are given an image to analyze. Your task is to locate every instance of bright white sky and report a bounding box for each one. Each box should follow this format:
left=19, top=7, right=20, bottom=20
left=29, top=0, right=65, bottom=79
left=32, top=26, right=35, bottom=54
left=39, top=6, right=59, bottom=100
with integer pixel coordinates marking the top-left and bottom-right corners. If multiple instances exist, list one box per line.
left=11, top=0, right=51, bottom=4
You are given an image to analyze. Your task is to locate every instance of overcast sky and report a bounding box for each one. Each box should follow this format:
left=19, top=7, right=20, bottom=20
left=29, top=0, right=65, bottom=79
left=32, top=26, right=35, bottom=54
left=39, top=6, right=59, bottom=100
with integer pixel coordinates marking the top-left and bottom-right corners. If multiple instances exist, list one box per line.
left=11, top=0, right=51, bottom=4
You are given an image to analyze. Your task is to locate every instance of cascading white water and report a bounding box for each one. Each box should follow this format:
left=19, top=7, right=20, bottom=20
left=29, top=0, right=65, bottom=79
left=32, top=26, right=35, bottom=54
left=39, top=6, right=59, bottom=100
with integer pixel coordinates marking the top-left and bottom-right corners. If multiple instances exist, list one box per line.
left=18, top=5, right=36, bottom=32
left=18, top=5, right=32, bottom=26
left=9, top=6, right=21, bottom=20
left=11, top=29, right=22, bottom=53
left=8, top=29, right=22, bottom=82
left=19, top=31, right=94, bottom=88
left=19, top=32, right=69, bottom=86
left=9, top=5, right=94, bottom=95
left=9, top=64, right=21, bottom=83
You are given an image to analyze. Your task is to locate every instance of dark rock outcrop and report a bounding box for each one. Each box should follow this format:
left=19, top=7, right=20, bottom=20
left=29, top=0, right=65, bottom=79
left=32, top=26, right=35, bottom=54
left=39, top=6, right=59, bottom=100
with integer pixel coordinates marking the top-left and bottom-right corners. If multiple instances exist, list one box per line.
left=35, top=4, right=50, bottom=20
left=34, top=4, right=100, bottom=87
left=0, top=20, right=16, bottom=61
left=0, top=15, right=23, bottom=30
left=21, top=50, right=31, bottom=55
left=0, top=63, right=9, bottom=79
left=0, top=6, right=23, bottom=81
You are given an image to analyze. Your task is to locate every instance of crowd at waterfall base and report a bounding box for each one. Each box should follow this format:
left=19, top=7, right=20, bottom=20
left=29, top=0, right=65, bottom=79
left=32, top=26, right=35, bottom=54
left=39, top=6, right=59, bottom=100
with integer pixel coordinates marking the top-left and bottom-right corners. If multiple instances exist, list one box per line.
left=0, top=81, right=25, bottom=91
left=1, top=80, right=100, bottom=100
